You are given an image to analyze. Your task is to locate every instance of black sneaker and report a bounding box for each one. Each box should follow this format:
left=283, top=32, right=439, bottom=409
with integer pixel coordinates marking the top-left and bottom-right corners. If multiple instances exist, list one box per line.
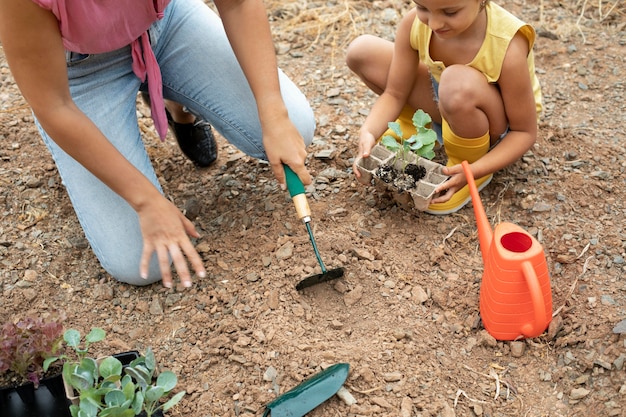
left=166, top=113, right=218, bottom=167
left=141, top=92, right=218, bottom=167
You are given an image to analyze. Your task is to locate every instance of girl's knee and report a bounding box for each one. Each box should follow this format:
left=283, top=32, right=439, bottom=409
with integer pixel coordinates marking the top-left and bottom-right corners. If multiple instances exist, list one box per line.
left=345, top=35, right=378, bottom=70
left=439, top=65, right=487, bottom=112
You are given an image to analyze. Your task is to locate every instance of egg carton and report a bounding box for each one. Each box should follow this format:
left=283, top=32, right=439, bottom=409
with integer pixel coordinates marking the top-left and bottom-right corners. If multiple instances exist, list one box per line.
left=355, top=144, right=449, bottom=211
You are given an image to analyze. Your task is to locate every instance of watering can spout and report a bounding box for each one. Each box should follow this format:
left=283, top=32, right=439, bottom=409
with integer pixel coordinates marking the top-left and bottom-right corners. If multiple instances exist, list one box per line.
left=461, top=161, right=492, bottom=260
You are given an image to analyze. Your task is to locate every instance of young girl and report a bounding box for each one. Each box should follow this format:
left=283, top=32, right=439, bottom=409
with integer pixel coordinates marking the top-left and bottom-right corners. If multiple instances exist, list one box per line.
left=0, top=0, right=315, bottom=288
left=346, top=0, right=542, bottom=214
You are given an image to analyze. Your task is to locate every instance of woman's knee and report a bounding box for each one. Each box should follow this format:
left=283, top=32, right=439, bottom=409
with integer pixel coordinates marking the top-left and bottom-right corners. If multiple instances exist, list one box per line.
left=278, top=72, right=316, bottom=146
left=87, top=230, right=162, bottom=286
left=98, top=254, right=162, bottom=286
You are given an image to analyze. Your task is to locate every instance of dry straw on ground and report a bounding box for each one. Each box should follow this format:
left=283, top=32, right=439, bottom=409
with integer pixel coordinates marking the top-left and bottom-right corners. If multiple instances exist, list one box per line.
left=540, top=0, right=624, bottom=34
left=266, top=0, right=368, bottom=48
left=265, top=0, right=625, bottom=47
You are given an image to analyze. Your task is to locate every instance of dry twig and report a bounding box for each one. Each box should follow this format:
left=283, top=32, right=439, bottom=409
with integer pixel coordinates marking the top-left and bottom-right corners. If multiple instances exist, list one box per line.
left=552, top=252, right=594, bottom=316
left=347, top=384, right=382, bottom=394
left=463, top=365, right=516, bottom=400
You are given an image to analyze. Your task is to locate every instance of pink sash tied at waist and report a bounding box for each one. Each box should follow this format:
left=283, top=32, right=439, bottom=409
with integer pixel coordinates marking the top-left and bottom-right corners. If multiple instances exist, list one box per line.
left=131, top=33, right=168, bottom=141
left=30, top=0, right=171, bottom=140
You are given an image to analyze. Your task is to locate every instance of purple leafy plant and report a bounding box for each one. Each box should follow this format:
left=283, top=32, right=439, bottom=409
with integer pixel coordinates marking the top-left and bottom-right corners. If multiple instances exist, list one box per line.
left=0, top=312, right=65, bottom=387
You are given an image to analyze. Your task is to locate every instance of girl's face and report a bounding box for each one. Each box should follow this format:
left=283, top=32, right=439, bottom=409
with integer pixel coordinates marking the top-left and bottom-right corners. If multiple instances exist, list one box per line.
left=413, top=0, right=484, bottom=39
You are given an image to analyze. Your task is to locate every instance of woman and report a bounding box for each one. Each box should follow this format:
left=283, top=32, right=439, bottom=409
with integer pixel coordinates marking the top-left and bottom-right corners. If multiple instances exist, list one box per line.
left=0, top=0, right=316, bottom=287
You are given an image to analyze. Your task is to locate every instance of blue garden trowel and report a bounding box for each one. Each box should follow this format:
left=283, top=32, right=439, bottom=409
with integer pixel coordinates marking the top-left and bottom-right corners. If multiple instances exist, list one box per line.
left=263, top=363, right=350, bottom=417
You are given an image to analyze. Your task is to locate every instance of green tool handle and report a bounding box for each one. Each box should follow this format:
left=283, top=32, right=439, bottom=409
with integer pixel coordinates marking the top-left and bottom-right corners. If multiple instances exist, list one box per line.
left=283, top=165, right=311, bottom=221
left=284, top=165, right=305, bottom=197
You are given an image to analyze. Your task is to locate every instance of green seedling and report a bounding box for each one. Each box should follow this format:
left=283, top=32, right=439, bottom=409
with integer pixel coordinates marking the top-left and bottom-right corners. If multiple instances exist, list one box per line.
left=381, top=109, right=437, bottom=162
left=46, top=328, right=184, bottom=417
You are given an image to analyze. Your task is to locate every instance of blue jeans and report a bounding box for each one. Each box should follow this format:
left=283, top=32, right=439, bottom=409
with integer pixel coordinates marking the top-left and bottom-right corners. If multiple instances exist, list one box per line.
left=34, top=0, right=315, bottom=285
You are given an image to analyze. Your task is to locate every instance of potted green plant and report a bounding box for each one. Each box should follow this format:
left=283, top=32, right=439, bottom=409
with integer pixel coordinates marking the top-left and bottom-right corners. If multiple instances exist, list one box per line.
left=355, top=109, right=449, bottom=211
left=49, top=328, right=185, bottom=417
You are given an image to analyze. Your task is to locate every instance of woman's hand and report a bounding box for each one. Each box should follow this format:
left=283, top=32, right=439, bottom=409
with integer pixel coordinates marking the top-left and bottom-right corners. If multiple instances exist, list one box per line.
left=136, top=196, right=206, bottom=289
left=261, top=108, right=311, bottom=188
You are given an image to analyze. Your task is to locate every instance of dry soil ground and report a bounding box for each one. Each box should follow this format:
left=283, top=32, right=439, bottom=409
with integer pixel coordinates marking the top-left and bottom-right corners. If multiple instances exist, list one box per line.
left=1, top=1, right=625, bottom=416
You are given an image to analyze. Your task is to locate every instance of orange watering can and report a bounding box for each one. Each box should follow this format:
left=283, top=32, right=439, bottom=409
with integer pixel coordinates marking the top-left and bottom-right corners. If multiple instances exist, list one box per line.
left=462, top=161, right=552, bottom=340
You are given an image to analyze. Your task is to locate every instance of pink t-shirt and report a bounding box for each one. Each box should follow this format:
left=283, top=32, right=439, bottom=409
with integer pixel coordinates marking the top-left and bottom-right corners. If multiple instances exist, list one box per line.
left=31, top=0, right=172, bottom=139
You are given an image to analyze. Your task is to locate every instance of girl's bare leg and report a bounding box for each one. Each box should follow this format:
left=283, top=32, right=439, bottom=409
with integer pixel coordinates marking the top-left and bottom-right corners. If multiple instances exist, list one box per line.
left=346, top=34, right=439, bottom=121
left=346, top=35, right=393, bottom=95
left=438, top=65, right=507, bottom=142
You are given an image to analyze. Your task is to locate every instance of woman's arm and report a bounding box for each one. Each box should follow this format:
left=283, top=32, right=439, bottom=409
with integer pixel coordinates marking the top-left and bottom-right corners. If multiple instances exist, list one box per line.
left=0, top=0, right=206, bottom=287
left=213, top=0, right=311, bottom=186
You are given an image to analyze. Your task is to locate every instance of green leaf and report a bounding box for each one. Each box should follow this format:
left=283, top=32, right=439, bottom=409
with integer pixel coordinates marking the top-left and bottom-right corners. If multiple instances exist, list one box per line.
left=102, top=375, right=122, bottom=385
left=381, top=135, right=400, bottom=152
left=121, top=376, right=136, bottom=400
left=69, top=404, right=80, bottom=417
left=404, top=134, right=417, bottom=145
left=145, top=385, right=165, bottom=403
left=99, top=356, right=123, bottom=379
left=387, top=121, right=403, bottom=138
left=69, top=364, right=96, bottom=391
left=85, top=328, right=106, bottom=344
left=100, top=408, right=135, bottom=417
left=64, top=329, right=81, bottom=348
left=420, top=129, right=437, bottom=145
left=77, top=394, right=100, bottom=417
left=69, top=374, right=92, bottom=392
left=156, top=371, right=178, bottom=392
left=162, top=390, right=186, bottom=411
left=104, top=390, right=127, bottom=407
left=43, top=356, right=59, bottom=371
left=80, top=357, right=98, bottom=373
left=131, top=391, right=144, bottom=414
left=409, top=142, right=423, bottom=152
left=124, top=366, right=149, bottom=388
left=412, top=109, right=432, bottom=128
left=421, top=147, right=436, bottom=160
left=144, top=348, right=156, bottom=373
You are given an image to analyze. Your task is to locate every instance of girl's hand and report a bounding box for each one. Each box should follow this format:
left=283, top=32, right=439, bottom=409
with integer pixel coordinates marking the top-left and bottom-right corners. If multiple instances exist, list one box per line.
left=136, top=196, right=206, bottom=289
left=353, top=130, right=378, bottom=179
left=429, top=163, right=467, bottom=204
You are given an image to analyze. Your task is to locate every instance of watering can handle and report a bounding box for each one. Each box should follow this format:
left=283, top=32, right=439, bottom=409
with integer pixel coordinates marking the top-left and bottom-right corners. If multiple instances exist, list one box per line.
left=520, top=260, right=547, bottom=337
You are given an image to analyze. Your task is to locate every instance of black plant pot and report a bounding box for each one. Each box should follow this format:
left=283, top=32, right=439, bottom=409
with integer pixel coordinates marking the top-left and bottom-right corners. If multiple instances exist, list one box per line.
left=0, top=373, right=71, bottom=417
